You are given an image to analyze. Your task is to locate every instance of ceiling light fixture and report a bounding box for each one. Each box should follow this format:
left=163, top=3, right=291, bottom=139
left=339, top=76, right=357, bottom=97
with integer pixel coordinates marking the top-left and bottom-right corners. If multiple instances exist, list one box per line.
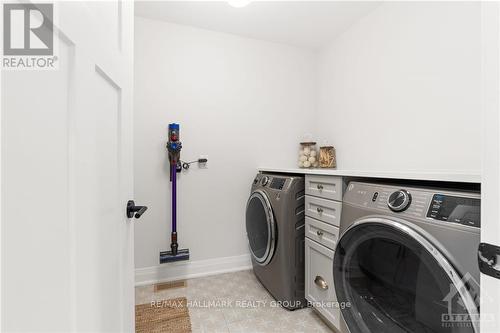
left=227, top=0, right=251, bottom=8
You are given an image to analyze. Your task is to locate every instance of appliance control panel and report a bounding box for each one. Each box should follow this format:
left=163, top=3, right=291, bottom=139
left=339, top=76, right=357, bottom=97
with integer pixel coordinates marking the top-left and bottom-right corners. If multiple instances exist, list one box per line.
left=426, top=194, right=480, bottom=228
left=253, top=174, right=289, bottom=191
left=375, top=189, right=429, bottom=218
left=344, top=182, right=480, bottom=228
left=269, top=177, right=286, bottom=190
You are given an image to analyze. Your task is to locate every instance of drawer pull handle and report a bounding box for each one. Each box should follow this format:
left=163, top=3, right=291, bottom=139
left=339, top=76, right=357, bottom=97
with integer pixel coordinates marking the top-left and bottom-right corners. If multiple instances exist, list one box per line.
left=316, top=230, right=324, bottom=237
left=317, top=184, right=324, bottom=190
left=316, top=207, right=323, bottom=213
left=314, top=276, right=328, bottom=290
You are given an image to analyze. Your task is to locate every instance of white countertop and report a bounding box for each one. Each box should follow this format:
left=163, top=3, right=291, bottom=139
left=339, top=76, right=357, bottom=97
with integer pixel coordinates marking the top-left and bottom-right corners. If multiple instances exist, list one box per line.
left=258, top=167, right=481, bottom=183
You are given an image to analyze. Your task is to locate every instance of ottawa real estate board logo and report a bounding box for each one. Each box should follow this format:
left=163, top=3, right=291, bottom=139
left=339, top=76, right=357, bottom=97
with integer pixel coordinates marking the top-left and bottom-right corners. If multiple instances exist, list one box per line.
left=2, top=3, right=58, bottom=70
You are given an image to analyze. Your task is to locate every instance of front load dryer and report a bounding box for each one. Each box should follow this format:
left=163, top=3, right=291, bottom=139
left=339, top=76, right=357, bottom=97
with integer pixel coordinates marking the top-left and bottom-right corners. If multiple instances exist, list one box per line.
left=245, top=173, right=306, bottom=310
left=334, top=181, right=481, bottom=333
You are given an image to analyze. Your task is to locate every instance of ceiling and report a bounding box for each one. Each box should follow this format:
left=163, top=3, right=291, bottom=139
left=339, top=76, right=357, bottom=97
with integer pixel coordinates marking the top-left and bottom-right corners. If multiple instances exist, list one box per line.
left=134, top=1, right=381, bottom=50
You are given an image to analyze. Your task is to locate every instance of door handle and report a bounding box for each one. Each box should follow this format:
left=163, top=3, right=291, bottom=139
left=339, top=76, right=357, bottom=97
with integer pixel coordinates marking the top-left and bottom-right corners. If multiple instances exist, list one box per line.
left=478, top=242, right=500, bottom=279
left=127, top=200, right=148, bottom=219
left=314, top=275, right=328, bottom=290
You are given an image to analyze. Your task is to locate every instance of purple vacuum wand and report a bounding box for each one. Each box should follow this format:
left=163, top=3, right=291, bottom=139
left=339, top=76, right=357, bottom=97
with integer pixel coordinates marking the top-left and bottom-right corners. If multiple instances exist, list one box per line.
left=166, top=123, right=182, bottom=257
left=160, top=123, right=189, bottom=263
left=171, top=164, right=177, bottom=248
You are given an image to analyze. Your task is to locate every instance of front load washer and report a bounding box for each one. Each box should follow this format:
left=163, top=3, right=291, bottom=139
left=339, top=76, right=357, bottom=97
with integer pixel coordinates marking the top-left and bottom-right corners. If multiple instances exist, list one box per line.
left=334, top=181, right=480, bottom=333
left=245, top=173, right=306, bottom=310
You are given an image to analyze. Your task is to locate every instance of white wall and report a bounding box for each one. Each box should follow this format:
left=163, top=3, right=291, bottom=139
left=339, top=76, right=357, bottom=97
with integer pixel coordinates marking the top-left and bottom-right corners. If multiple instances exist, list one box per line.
left=134, top=17, right=316, bottom=280
left=316, top=2, right=481, bottom=173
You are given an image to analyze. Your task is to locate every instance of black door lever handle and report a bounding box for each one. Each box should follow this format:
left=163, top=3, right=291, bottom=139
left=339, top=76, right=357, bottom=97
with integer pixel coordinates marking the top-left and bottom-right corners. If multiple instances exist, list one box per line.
left=127, top=200, right=148, bottom=219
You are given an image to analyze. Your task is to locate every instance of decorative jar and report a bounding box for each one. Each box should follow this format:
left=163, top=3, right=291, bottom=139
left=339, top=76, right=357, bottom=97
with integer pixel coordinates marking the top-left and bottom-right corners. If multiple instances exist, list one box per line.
left=298, top=142, right=318, bottom=168
left=319, top=146, right=336, bottom=168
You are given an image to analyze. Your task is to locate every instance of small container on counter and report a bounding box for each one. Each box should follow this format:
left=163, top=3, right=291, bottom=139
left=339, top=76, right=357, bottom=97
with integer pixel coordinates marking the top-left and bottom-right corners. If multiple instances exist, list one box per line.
left=298, top=142, right=318, bottom=168
left=319, top=146, right=336, bottom=168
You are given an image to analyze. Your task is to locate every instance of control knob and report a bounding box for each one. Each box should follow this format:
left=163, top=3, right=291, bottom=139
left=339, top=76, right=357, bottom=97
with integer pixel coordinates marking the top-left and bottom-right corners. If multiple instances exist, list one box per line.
left=388, top=190, right=412, bottom=212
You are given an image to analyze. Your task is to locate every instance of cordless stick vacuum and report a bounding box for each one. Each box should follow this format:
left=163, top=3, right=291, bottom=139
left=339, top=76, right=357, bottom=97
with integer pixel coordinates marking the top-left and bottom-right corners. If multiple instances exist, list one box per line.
left=160, top=123, right=190, bottom=263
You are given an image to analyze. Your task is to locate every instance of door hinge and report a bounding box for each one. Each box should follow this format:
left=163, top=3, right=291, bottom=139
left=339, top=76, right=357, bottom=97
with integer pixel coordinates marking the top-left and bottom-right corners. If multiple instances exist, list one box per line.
left=478, top=242, right=500, bottom=280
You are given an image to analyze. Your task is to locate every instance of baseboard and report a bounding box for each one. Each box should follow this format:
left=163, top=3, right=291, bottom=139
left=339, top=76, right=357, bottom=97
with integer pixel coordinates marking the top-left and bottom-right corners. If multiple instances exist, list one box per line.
left=135, top=254, right=252, bottom=286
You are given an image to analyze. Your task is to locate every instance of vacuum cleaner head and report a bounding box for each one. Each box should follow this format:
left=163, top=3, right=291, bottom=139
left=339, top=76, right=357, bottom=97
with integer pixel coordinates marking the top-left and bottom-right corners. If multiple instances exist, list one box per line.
left=160, top=248, right=190, bottom=264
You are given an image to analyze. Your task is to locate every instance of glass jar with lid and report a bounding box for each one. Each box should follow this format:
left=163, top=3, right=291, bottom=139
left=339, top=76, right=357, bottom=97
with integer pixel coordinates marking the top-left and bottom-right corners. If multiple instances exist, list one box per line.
left=298, top=142, right=318, bottom=168
left=319, top=146, right=336, bottom=168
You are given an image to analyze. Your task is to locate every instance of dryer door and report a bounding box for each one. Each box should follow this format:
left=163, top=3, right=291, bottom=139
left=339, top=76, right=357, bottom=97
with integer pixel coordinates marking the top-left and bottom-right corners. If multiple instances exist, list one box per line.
left=333, top=218, right=479, bottom=333
left=246, top=190, right=276, bottom=266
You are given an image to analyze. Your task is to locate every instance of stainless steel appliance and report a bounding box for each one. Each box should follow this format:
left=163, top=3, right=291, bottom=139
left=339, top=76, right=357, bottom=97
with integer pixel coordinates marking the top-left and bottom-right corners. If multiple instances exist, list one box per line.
left=246, top=173, right=306, bottom=309
left=334, top=181, right=480, bottom=333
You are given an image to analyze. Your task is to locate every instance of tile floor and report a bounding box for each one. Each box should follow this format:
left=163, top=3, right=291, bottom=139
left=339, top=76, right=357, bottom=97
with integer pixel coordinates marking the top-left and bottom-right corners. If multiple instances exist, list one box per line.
left=135, top=270, right=334, bottom=333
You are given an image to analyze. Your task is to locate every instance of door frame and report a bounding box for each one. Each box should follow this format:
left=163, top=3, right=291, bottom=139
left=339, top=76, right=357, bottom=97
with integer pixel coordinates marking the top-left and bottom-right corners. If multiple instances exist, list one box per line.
left=481, top=2, right=500, bottom=332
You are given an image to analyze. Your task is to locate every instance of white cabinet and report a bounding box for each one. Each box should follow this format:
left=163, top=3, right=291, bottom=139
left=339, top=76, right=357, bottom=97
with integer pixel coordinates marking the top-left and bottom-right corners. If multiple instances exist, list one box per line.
left=305, top=238, right=340, bottom=329
left=305, top=196, right=342, bottom=227
left=304, top=175, right=343, bottom=332
left=305, top=217, right=339, bottom=250
left=305, top=175, right=343, bottom=201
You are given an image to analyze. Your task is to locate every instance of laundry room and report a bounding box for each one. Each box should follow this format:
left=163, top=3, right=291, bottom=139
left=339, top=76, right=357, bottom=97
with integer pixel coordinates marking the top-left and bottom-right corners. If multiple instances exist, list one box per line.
left=131, top=1, right=494, bottom=332
left=2, top=1, right=500, bottom=333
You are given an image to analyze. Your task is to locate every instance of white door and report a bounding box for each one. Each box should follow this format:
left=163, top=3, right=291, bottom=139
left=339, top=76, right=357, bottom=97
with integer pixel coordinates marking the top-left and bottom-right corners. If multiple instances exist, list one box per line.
left=481, top=2, right=500, bottom=332
left=1, top=1, right=135, bottom=331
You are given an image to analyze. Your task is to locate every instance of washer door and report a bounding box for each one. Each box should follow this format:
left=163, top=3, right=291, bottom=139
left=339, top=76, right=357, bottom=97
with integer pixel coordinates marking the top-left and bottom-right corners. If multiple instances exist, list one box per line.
left=246, top=190, right=276, bottom=266
left=333, top=218, right=479, bottom=333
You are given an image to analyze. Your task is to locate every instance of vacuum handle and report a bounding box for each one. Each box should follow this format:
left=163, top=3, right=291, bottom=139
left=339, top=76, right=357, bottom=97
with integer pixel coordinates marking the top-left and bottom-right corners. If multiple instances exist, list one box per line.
left=127, top=200, right=148, bottom=219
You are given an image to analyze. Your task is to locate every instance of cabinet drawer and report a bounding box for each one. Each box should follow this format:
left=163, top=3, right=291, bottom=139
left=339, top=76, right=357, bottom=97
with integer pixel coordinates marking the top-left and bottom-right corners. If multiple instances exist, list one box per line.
left=305, top=217, right=339, bottom=250
left=305, top=175, right=342, bottom=201
left=305, top=238, right=340, bottom=330
left=305, top=196, right=341, bottom=226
